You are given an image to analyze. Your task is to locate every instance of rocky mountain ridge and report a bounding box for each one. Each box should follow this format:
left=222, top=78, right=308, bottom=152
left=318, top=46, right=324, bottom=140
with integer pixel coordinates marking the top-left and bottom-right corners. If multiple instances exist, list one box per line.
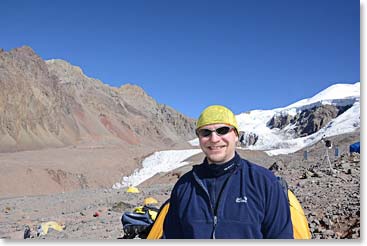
left=0, top=46, right=196, bottom=153
left=237, top=86, right=359, bottom=150
left=267, top=104, right=353, bottom=137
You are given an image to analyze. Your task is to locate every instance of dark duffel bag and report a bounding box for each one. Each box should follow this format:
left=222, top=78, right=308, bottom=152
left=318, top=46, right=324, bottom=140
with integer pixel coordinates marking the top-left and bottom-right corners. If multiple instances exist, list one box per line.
left=121, top=210, right=154, bottom=239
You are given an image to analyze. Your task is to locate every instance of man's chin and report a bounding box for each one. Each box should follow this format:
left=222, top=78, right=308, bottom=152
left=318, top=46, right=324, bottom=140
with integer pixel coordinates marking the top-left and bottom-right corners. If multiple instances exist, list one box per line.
left=207, top=154, right=226, bottom=164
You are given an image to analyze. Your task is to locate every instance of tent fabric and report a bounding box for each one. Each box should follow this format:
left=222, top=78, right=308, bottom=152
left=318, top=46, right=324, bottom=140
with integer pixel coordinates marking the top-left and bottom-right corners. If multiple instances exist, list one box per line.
left=144, top=197, right=158, bottom=205
left=37, top=221, right=65, bottom=236
left=147, top=201, right=170, bottom=239
left=288, top=190, right=312, bottom=239
left=126, top=186, right=140, bottom=193
left=349, top=142, right=360, bottom=154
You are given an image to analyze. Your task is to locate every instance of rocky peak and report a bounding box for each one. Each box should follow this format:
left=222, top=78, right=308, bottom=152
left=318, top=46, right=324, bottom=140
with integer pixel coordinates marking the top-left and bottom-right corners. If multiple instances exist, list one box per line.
left=119, top=83, right=147, bottom=95
left=46, top=59, right=85, bottom=78
left=10, top=45, right=37, bottom=56
left=4, top=46, right=44, bottom=68
left=0, top=46, right=48, bottom=78
left=46, top=59, right=101, bottom=90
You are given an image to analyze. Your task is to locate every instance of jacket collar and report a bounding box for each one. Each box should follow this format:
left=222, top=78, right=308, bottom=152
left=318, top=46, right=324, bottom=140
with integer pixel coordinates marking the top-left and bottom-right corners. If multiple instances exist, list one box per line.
left=193, top=152, right=241, bottom=178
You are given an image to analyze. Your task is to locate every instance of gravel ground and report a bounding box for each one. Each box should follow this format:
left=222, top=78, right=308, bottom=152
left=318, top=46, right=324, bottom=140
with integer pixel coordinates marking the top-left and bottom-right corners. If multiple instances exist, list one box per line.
left=0, top=184, right=173, bottom=240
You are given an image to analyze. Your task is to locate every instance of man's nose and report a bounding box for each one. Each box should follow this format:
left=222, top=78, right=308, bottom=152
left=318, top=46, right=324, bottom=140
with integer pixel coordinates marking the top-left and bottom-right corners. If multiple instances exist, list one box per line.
left=209, top=131, right=221, bottom=141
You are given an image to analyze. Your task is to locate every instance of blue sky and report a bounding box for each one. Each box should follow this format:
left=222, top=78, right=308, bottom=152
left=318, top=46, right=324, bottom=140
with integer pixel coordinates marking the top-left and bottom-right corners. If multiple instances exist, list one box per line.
left=1, top=0, right=360, bottom=118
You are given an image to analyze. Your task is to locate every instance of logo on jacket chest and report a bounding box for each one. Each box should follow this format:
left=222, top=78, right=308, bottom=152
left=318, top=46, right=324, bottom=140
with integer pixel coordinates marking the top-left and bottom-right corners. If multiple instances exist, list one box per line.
left=235, top=196, right=248, bottom=203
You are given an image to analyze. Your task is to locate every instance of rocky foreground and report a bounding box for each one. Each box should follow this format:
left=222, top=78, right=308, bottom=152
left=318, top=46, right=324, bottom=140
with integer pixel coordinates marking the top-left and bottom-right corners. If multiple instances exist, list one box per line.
left=0, top=134, right=360, bottom=240
left=0, top=184, right=173, bottom=240
left=276, top=152, right=360, bottom=239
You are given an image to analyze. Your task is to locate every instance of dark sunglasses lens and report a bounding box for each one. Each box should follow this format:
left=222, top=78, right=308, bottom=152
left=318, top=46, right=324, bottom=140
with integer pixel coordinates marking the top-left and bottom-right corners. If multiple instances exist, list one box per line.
left=216, top=126, right=231, bottom=135
left=198, top=129, right=212, bottom=137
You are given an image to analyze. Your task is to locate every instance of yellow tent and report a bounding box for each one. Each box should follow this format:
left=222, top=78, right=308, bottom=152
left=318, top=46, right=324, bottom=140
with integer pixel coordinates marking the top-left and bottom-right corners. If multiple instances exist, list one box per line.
left=147, top=202, right=170, bottom=239
left=126, top=186, right=140, bottom=193
left=288, top=190, right=312, bottom=239
left=144, top=197, right=158, bottom=205
left=38, top=221, right=65, bottom=236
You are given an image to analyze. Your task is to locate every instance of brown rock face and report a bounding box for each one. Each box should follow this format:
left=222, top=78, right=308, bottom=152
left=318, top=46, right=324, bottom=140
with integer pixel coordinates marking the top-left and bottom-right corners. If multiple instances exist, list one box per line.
left=0, top=46, right=80, bottom=152
left=0, top=46, right=196, bottom=152
left=267, top=104, right=353, bottom=137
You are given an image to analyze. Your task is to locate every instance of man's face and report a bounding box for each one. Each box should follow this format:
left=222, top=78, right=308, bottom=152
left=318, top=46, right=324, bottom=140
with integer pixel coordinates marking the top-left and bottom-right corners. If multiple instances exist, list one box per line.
left=197, top=123, right=238, bottom=164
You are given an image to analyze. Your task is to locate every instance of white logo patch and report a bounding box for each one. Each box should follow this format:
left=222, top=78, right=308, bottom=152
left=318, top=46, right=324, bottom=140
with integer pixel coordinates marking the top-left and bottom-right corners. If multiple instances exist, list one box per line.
left=235, top=196, right=248, bottom=203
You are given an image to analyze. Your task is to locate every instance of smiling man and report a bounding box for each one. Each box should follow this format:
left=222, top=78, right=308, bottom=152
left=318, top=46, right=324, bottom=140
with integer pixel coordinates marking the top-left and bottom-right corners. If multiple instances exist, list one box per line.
left=163, top=105, right=294, bottom=239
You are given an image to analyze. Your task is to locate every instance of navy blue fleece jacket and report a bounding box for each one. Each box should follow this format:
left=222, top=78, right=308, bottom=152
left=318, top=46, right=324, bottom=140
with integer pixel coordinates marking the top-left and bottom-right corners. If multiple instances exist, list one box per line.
left=163, top=153, right=293, bottom=239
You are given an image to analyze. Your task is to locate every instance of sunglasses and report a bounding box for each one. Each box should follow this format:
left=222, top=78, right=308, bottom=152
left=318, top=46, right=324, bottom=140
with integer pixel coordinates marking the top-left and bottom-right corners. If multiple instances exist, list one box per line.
left=196, top=126, right=234, bottom=138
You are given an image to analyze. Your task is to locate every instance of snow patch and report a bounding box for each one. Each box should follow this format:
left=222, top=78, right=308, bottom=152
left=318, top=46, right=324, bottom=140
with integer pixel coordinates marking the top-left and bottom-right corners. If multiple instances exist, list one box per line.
left=114, top=149, right=202, bottom=188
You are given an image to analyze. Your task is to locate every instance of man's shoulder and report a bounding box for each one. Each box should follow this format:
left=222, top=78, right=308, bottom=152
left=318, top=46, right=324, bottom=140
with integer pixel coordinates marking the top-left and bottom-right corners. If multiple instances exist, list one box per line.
left=172, top=162, right=205, bottom=189
left=173, top=165, right=197, bottom=186
left=239, top=158, right=277, bottom=182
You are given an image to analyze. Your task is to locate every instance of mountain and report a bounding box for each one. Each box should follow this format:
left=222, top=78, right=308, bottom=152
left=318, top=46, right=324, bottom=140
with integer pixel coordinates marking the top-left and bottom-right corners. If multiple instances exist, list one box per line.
left=190, top=82, right=360, bottom=156
left=234, top=82, right=360, bottom=155
left=0, top=46, right=196, bottom=153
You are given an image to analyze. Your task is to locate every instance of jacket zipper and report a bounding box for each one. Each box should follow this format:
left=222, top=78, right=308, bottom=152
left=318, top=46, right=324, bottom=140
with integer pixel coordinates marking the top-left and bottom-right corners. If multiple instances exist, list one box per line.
left=193, top=172, right=216, bottom=238
left=193, top=165, right=239, bottom=239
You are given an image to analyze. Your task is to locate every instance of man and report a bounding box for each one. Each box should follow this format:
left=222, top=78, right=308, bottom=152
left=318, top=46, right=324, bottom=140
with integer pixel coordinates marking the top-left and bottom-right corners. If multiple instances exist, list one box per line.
left=163, top=105, right=293, bottom=239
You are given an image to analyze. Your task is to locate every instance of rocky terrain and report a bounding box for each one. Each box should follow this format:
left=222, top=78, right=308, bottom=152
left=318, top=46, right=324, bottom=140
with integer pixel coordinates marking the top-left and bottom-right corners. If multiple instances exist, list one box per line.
left=270, top=133, right=360, bottom=239
left=0, top=132, right=360, bottom=240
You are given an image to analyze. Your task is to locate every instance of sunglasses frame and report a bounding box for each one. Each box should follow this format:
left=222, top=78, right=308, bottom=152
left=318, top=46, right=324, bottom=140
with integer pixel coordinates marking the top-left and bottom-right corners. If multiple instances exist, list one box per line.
left=196, top=126, right=234, bottom=138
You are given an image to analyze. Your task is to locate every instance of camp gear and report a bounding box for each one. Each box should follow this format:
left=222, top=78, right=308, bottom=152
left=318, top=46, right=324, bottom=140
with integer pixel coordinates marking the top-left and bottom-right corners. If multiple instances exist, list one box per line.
left=37, top=221, right=65, bottom=236
left=121, top=204, right=159, bottom=239
left=134, top=205, right=158, bottom=221
left=121, top=211, right=152, bottom=239
left=349, top=141, right=360, bottom=154
left=335, top=147, right=339, bottom=157
left=288, top=190, right=311, bottom=239
left=276, top=176, right=311, bottom=239
left=196, top=105, right=239, bottom=136
left=23, top=225, right=31, bottom=239
left=144, top=197, right=158, bottom=206
left=324, top=140, right=332, bottom=148
left=196, top=126, right=235, bottom=138
left=147, top=200, right=170, bottom=239
left=126, top=186, right=140, bottom=193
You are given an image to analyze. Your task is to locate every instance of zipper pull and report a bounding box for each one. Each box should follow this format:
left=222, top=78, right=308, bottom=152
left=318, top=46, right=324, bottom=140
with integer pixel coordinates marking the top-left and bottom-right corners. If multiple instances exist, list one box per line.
left=212, top=215, right=218, bottom=239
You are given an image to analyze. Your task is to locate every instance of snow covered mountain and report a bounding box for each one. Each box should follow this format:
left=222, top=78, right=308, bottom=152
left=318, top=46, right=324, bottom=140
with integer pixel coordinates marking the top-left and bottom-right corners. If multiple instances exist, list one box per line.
left=117, top=82, right=360, bottom=188
left=191, top=82, right=360, bottom=156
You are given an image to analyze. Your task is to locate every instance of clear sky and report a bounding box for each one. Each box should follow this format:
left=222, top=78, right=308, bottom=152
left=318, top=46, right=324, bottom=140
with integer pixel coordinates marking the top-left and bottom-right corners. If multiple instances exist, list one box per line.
left=0, top=0, right=360, bottom=118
